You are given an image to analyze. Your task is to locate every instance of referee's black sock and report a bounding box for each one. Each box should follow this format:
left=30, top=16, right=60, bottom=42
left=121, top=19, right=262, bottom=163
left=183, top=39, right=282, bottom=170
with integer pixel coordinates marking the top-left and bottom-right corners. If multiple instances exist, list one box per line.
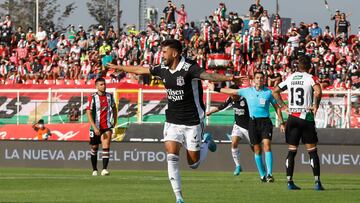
left=90, top=147, right=98, bottom=171
left=286, top=150, right=297, bottom=182
left=308, top=148, right=320, bottom=182
left=102, top=148, right=110, bottom=169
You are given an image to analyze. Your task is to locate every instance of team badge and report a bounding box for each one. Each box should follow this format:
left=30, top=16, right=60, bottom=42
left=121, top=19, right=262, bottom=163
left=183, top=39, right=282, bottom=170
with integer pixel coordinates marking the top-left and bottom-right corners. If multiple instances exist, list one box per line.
left=240, top=101, right=245, bottom=106
left=176, top=76, right=185, bottom=86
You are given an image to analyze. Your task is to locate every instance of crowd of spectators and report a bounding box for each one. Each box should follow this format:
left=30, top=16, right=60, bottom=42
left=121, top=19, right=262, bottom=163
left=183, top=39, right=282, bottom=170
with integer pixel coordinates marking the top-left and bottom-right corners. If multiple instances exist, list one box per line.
left=0, top=0, right=359, bottom=91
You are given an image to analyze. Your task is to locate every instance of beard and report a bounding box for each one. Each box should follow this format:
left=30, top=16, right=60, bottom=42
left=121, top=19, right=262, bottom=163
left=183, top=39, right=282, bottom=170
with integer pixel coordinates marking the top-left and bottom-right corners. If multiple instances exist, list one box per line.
left=163, top=57, right=173, bottom=66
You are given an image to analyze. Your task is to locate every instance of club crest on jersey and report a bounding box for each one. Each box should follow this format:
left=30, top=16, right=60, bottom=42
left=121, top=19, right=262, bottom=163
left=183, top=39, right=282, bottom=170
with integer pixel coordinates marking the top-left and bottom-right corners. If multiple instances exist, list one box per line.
left=176, top=76, right=185, bottom=86
left=240, top=101, right=245, bottom=106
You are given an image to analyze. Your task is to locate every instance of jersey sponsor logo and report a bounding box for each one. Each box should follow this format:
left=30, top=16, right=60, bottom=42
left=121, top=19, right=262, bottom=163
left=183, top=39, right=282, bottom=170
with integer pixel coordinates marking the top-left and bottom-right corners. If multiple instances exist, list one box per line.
left=166, top=89, right=184, bottom=102
left=293, top=75, right=303, bottom=80
left=234, top=108, right=245, bottom=116
left=176, top=76, right=185, bottom=86
left=289, top=108, right=308, bottom=113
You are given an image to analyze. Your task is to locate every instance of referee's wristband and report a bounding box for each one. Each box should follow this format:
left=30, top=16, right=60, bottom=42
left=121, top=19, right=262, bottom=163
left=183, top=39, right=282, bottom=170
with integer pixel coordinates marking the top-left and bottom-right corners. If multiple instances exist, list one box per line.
left=214, top=87, right=221, bottom=92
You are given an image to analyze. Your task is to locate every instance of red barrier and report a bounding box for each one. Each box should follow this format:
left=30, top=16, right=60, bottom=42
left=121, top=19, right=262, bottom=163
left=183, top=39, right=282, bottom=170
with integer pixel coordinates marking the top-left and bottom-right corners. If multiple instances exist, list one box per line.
left=0, top=123, right=90, bottom=141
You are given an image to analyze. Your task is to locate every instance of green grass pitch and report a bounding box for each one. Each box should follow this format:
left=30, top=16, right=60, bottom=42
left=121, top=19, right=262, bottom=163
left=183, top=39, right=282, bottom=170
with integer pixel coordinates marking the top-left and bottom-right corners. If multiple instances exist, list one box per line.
left=0, top=168, right=359, bottom=203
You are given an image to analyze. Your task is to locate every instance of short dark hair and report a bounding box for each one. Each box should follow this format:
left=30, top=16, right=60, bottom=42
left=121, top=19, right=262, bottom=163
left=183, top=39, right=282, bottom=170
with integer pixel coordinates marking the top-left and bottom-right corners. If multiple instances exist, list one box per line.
left=95, top=77, right=105, bottom=84
left=298, top=56, right=311, bottom=71
left=38, top=119, right=44, bottom=124
left=161, top=39, right=182, bottom=54
left=254, top=71, right=264, bottom=77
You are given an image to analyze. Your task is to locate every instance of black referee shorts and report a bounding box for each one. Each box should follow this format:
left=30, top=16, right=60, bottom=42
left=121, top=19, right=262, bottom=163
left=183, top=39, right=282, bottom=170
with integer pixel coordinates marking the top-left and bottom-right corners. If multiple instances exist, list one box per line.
left=285, top=115, right=318, bottom=145
left=89, top=128, right=112, bottom=145
left=248, top=117, right=273, bottom=145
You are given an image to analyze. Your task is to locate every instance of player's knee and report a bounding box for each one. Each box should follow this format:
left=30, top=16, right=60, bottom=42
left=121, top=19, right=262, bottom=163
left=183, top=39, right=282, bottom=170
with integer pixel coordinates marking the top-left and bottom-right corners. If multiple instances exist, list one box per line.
left=189, top=161, right=200, bottom=169
left=253, top=145, right=262, bottom=154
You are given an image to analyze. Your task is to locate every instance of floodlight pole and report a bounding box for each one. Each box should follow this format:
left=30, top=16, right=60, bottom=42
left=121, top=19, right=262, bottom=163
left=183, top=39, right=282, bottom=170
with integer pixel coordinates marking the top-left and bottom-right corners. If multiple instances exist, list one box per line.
left=36, top=0, right=39, bottom=33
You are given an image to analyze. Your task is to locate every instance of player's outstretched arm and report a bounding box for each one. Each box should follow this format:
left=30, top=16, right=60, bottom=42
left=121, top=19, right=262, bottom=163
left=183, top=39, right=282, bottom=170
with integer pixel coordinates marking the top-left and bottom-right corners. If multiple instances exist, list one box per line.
left=206, top=107, right=219, bottom=116
left=216, top=87, right=239, bottom=96
left=207, top=82, right=239, bottom=95
left=199, top=71, right=233, bottom=82
left=107, top=63, right=150, bottom=75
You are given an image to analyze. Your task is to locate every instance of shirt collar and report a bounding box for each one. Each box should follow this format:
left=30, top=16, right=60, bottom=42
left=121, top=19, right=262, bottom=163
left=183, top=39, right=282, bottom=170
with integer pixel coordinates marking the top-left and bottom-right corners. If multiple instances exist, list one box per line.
left=169, top=57, right=185, bottom=74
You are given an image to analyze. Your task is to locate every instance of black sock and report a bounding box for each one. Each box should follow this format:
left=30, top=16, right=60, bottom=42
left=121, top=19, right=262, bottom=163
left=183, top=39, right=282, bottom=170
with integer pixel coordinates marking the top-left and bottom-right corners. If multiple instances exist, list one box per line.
left=308, top=149, right=320, bottom=181
left=90, top=147, right=98, bottom=171
left=102, top=148, right=110, bottom=169
left=286, top=150, right=297, bottom=182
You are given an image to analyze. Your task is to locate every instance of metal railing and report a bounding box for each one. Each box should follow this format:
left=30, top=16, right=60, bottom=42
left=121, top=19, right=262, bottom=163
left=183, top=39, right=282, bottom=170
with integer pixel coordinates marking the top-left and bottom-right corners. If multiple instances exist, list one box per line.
left=0, top=88, right=359, bottom=128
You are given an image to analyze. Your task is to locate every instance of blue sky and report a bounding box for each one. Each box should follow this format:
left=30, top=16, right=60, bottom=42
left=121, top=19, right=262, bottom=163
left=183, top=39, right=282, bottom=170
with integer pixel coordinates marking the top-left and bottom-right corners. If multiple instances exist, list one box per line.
left=1, top=0, right=359, bottom=33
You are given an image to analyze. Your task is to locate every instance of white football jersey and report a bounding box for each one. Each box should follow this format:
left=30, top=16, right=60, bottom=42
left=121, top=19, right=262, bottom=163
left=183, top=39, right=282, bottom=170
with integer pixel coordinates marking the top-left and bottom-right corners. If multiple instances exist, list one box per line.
left=278, top=72, right=319, bottom=121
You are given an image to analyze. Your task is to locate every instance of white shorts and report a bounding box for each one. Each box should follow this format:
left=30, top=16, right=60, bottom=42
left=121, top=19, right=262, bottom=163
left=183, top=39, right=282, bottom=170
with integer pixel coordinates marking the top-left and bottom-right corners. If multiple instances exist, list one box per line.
left=163, top=122, right=203, bottom=151
left=231, top=124, right=250, bottom=143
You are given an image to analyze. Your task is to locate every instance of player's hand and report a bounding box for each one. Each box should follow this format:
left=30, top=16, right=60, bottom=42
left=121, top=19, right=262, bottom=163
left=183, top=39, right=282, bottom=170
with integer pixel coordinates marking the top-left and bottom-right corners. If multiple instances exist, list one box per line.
left=94, top=127, right=101, bottom=136
left=206, top=111, right=212, bottom=116
left=308, top=105, right=318, bottom=116
left=107, top=63, right=122, bottom=71
left=280, top=123, right=286, bottom=133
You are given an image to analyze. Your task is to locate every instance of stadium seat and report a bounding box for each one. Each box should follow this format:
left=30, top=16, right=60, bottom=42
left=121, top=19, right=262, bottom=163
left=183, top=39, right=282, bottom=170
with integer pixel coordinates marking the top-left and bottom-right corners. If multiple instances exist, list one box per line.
left=56, top=79, right=65, bottom=85
left=105, top=78, right=112, bottom=84
left=87, top=79, right=95, bottom=85
left=4, top=79, right=15, bottom=84
left=77, top=79, right=86, bottom=85
left=66, top=80, right=75, bottom=85
left=44, top=80, right=55, bottom=85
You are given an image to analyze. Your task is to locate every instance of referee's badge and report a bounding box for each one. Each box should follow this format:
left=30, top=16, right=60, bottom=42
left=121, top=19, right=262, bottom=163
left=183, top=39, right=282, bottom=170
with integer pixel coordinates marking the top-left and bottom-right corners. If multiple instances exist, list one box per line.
left=176, top=76, right=185, bottom=86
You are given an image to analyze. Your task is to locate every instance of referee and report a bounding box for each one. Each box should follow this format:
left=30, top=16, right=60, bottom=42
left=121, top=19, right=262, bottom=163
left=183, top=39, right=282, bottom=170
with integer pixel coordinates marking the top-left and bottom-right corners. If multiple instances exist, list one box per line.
left=214, top=71, right=285, bottom=182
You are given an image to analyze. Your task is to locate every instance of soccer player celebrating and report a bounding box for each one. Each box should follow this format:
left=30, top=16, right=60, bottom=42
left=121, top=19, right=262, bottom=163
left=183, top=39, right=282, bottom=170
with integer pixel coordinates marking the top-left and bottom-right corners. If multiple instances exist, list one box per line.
left=86, top=77, right=117, bottom=176
left=272, top=56, right=324, bottom=190
left=206, top=83, right=251, bottom=176
left=212, top=71, right=285, bottom=183
left=108, top=39, right=236, bottom=203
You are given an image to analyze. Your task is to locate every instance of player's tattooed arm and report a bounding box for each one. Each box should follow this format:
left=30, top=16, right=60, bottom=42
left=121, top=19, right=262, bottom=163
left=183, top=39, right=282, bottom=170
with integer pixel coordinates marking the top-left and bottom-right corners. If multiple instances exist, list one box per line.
left=272, top=86, right=287, bottom=109
left=312, top=84, right=322, bottom=115
left=107, top=63, right=150, bottom=75
left=199, top=72, right=233, bottom=82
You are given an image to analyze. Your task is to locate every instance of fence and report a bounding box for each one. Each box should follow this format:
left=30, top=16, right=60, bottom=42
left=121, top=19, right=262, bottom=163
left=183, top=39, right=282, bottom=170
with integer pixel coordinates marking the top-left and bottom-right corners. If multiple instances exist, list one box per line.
left=0, top=88, right=359, bottom=128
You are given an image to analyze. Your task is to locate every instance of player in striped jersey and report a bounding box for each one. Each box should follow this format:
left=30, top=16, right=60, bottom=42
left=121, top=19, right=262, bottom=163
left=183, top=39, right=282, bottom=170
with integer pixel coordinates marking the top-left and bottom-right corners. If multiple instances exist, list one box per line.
left=86, top=77, right=117, bottom=176
left=272, top=56, right=324, bottom=190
